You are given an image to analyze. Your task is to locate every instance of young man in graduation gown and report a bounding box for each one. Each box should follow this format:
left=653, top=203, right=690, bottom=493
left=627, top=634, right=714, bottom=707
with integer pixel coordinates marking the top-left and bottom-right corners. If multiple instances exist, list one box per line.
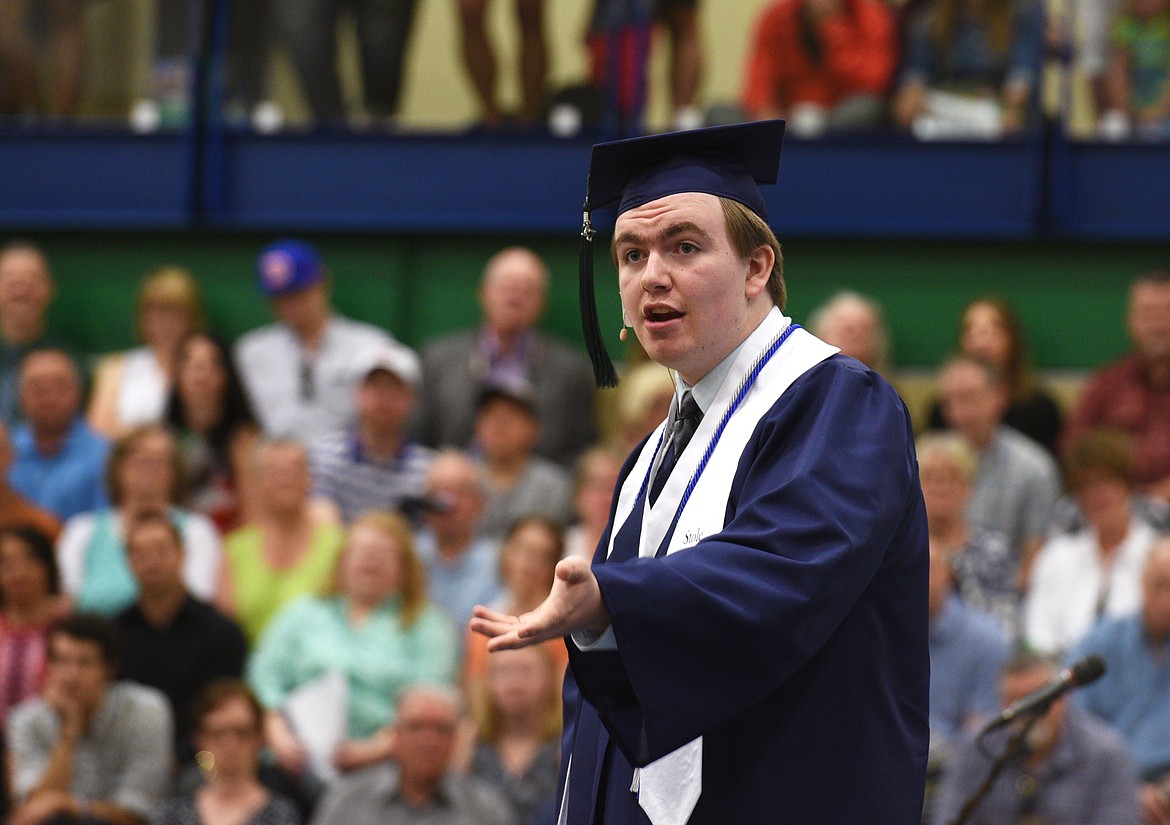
left=472, top=120, right=930, bottom=825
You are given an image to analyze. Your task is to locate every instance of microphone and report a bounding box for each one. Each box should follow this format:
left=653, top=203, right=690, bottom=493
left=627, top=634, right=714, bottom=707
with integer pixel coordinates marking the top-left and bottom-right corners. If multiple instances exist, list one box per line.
left=980, top=655, right=1106, bottom=735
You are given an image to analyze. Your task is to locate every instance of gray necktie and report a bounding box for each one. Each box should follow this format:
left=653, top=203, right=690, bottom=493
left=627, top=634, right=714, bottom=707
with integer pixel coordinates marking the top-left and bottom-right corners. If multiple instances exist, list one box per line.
left=649, top=392, right=703, bottom=506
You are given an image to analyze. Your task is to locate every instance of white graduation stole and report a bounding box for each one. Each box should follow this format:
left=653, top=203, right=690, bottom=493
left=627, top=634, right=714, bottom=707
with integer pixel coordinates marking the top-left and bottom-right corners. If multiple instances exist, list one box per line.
left=606, top=309, right=838, bottom=825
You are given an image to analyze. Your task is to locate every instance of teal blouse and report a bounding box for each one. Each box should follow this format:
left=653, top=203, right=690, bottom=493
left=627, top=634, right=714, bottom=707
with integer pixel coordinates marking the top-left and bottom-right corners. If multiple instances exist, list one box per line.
left=247, top=595, right=457, bottom=739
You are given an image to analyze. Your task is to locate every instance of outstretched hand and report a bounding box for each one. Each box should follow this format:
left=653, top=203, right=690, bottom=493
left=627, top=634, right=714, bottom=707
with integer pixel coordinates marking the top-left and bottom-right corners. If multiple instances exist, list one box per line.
left=470, top=556, right=610, bottom=651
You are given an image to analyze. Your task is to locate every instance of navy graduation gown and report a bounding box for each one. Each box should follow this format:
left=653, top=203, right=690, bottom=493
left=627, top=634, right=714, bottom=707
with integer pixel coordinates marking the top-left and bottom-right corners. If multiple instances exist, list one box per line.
left=559, top=354, right=930, bottom=825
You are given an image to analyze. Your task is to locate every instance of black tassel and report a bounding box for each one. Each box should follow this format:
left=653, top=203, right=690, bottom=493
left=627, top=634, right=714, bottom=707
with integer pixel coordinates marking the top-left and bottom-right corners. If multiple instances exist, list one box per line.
left=578, top=203, right=619, bottom=388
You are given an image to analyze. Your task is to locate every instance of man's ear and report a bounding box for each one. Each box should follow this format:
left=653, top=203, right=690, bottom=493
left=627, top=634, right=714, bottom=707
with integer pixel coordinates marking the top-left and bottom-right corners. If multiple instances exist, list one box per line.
left=744, top=244, right=775, bottom=300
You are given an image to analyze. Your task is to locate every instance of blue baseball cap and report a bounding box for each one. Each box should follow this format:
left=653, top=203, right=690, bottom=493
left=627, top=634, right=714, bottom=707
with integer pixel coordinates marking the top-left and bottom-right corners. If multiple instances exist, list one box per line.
left=256, top=239, right=325, bottom=297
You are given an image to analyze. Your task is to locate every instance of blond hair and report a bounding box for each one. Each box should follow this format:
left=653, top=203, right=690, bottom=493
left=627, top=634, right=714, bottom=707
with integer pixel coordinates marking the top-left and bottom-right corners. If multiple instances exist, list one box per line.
left=348, top=510, right=428, bottom=628
left=137, top=266, right=205, bottom=341
left=916, top=431, right=978, bottom=483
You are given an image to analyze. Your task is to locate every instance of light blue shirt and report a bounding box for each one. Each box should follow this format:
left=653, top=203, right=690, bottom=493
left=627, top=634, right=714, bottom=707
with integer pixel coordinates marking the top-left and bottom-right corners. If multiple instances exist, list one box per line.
left=929, top=593, right=1009, bottom=742
left=413, top=531, right=503, bottom=629
left=1070, top=613, right=1170, bottom=779
left=8, top=417, right=109, bottom=521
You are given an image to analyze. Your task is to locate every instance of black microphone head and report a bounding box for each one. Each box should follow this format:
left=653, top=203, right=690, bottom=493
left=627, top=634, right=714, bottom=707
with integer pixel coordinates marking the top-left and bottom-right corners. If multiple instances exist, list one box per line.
left=1071, top=655, right=1106, bottom=686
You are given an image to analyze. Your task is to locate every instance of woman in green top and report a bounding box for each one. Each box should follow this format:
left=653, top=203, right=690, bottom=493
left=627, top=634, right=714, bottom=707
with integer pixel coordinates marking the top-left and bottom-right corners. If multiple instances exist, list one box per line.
left=216, top=439, right=344, bottom=644
left=247, top=510, right=458, bottom=779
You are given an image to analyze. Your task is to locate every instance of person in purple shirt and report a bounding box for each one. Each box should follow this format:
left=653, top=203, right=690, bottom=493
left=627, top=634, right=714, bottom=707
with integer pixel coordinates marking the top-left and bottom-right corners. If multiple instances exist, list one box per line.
left=8, top=349, right=108, bottom=522
left=414, top=247, right=597, bottom=468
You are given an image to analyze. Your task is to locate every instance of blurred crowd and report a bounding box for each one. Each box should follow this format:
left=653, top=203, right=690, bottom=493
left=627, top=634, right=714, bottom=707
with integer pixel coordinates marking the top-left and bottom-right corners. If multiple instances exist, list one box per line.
left=1, top=235, right=1170, bottom=825
left=0, top=0, right=1166, bottom=140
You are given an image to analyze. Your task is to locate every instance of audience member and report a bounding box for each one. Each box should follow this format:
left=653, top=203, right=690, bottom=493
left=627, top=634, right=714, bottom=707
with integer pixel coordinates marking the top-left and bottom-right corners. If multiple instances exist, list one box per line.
left=217, top=439, right=344, bottom=645
left=930, top=652, right=1141, bottom=825
left=113, top=511, right=247, bottom=762
left=893, top=0, right=1045, bottom=137
left=1100, top=0, right=1170, bottom=140
left=57, top=424, right=222, bottom=616
left=234, top=239, right=393, bottom=444
left=164, top=332, right=262, bottom=534
left=741, top=0, right=895, bottom=136
left=936, top=355, right=1061, bottom=581
left=612, top=360, right=675, bottom=453
left=87, top=266, right=205, bottom=439
left=585, top=0, right=655, bottom=132
left=808, top=291, right=892, bottom=373
left=271, top=0, right=417, bottom=125
left=1071, top=540, right=1170, bottom=825
left=462, top=517, right=568, bottom=711
left=7, top=614, right=173, bottom=825
left=415, top=246, right=597, bottom=467
left=927, top=296, right=1062, bottom=454
left=0, top=421, right=61, bottom=541
left=473, top=383, right=573, bottom=539
left=7, top=349, right=108, bottom=522
left=656, top=0, right=705, bottom=131
left=470, top=646, right=562, bottom=825
left=413, top=451, right=504, bottom=629
left=563, top=446, right=624, bottom=560
left=0, top=0, right=84, bottom=118
left=309, top=342, right=435, bottom=525
left=1065, top=269, right=1170, bottom=501
left=456, top=0, right=546, bottom=127
left=918, top=432, right=1019, bottom=632
left=308, top=684, right=516, bottom=825
left=154, top=679, right=301, bottom=825
left=0, top=243, right=61, bottom=426
left=249, top=511, right=457, bottom=778
left=1073, top=0, right=1123, bottom=127
left=1025, top=429, right=1160, bottom=654
left=0, top=527, right=60, bottom=726
left=926, top=540, right=1010, bottom=775
left=586, top=0, right=705, bottom=132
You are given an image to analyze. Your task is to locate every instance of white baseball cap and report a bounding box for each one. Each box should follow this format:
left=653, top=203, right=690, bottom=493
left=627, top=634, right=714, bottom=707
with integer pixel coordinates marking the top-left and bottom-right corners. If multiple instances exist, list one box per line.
left=351, top=342, right=421, bottom=389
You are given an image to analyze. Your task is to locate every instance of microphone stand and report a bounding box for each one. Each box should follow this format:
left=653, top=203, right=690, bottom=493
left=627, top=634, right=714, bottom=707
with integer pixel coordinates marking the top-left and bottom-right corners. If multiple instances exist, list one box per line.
left=947, top=709, right=1044, bottom=825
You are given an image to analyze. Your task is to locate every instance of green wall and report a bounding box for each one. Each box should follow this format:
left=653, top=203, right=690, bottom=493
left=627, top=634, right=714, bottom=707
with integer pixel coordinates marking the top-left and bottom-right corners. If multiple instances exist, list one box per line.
left=39, top=230, right=1164, bottom=371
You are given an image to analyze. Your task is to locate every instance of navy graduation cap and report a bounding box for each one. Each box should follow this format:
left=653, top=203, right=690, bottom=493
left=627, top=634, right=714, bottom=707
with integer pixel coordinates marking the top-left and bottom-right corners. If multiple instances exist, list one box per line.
left=578, top=119, right=786, bottom=388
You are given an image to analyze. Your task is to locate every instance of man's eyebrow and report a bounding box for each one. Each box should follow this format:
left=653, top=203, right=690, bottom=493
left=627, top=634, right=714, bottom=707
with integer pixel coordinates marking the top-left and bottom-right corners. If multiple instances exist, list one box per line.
left=614, top=231, right=643, bottom=249
left=663, top=221, right=713, bottom=242
left=613, top=222, right=713, bottom=249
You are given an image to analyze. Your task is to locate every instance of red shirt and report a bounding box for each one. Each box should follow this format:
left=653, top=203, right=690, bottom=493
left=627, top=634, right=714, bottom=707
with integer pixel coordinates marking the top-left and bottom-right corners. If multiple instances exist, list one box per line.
left=1064, top=355, right=1170, bottom=488
left=741, top=0, right=898, bottom=115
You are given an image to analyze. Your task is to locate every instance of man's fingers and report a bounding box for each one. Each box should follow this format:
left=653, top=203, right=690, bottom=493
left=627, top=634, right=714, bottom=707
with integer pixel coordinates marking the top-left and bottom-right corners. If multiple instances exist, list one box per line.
left=469, top=615, right=518, bottom=639
left=485, top=630, right=527, bottom=652
left=469, top=604, right=525, bottom=639
left=471, top=604, right=512, bottom=624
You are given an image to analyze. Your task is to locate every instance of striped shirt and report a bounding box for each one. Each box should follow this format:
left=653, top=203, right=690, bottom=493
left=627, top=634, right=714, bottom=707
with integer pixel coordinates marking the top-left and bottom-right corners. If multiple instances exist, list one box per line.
left=310, top=430, right=436, bottom=524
